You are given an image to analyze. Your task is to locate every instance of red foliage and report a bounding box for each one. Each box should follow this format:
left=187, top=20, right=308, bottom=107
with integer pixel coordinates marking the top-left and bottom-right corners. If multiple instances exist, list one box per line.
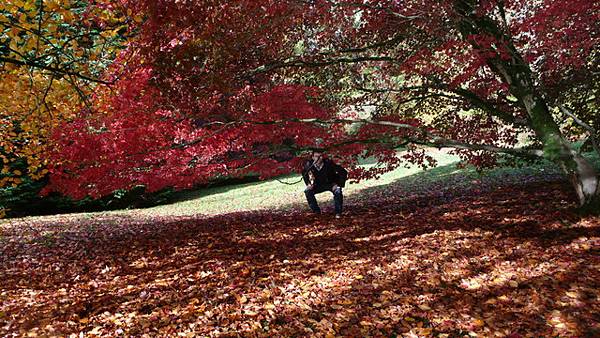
left=43, top=0, right=599, bottom=199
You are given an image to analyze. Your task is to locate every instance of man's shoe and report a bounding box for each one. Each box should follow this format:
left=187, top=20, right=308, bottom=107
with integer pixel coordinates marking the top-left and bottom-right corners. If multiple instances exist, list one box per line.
left=335, top=214, right=341, bottom=219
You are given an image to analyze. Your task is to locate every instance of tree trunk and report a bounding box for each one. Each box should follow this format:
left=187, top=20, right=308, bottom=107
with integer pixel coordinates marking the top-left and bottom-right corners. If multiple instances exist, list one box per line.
left=453, top=0, right=600, bottom=211
left=508, top=77, right=600, bottom=210
left=562, top=151, right=600, bottom=211
left=506, top=79, right=600, bottom=210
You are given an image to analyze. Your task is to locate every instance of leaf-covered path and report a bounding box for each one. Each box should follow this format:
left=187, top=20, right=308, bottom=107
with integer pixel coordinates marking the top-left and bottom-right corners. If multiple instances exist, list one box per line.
left=1, top=176, right=599, bottom=337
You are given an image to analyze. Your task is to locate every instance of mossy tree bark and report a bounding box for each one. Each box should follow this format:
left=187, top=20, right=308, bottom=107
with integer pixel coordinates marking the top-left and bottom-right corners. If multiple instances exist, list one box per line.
left=454, top=0, right=600, bottom=211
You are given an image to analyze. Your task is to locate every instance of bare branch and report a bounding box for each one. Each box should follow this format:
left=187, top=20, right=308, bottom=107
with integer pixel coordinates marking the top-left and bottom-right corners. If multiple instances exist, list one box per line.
left=315, top=0, right=423, bottom=21
left=261, top=117, right=543, bottom=158
left=174, top=117, right=540, bottom=159
left=317, top=34, right=405, bottom=56
left=242, top=55, right=397, bottom=80
left=0, top=56, right=114, bottom=85
left=559, top=105, right=600, bottom=155
left=170, top=116, right=543, bottom=159
left=448, top=86, right=528, bottom=126
left=358, top=83, right=528, bottom=127
left=65, top=74, right=93, bottom=110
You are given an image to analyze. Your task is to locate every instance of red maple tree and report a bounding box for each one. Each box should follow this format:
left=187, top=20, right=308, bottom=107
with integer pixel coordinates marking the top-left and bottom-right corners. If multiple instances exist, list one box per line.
left=43, top=0, right=600, bottom=209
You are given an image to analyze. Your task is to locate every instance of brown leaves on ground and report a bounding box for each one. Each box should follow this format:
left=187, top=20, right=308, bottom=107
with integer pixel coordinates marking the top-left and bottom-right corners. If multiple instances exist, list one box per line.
left=0, top=179, right=599, bottom=337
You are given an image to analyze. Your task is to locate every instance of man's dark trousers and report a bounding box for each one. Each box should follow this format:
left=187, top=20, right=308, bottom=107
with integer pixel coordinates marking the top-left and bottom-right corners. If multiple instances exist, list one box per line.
left=304, top=183, right=343, bottom=214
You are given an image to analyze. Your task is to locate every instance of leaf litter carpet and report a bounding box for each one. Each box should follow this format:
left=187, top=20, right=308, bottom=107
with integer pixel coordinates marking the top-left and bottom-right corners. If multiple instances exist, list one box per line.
left=1, top=176, right=599, bottom=337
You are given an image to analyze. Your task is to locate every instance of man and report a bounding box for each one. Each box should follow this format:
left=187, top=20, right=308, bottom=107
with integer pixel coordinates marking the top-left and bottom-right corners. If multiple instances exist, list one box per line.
left=302, top=150, right=348, bottom=218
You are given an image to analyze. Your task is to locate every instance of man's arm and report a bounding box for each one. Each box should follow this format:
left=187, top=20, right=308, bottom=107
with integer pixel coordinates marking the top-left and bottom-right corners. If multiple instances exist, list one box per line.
left=334, top=163, right=348, bottom=188
left=302, top=160, right=313, bottom=185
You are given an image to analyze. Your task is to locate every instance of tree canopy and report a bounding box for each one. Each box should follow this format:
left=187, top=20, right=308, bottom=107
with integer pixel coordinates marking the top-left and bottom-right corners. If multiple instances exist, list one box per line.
left=2, top=0, right=598, bottom=208
left=0, top=0, right=134, bottom=205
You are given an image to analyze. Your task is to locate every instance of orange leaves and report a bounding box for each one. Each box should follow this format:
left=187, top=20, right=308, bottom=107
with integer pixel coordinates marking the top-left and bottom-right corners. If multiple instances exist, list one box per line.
left=1, top=177, right=599, bottom=336
left=0, top=69, right=80, bottom=189
left=1, top=0, right=131, bottom=65
left=0, top=1, right=135, bottom=193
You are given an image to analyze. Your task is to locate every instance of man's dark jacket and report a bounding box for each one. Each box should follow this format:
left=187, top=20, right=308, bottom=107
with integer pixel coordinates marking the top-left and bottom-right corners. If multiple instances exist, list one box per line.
left=302, top=159, right=348, bottom=188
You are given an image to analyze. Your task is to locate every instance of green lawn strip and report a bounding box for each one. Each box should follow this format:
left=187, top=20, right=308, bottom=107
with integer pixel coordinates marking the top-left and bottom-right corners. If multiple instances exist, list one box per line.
left=135, top=150, right=599, bottom=217
left=2, top=150, right=597, bottom=224
left=0, top=150, right=453, bottom=226
left=134, top=150, right=461, bottom=217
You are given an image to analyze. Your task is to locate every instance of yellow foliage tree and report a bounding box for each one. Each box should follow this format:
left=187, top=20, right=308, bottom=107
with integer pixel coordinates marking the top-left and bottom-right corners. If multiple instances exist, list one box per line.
left=0, top=69, right=82, bottom=188
left=0, top=0, right=133, bottom=209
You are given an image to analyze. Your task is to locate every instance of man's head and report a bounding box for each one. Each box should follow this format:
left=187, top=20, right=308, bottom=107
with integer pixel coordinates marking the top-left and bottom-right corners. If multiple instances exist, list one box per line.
left=311, top=150, right=324, bottom=165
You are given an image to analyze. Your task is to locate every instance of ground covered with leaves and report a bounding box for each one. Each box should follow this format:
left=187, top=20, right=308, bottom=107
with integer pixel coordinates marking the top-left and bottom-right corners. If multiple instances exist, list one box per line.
left=1, top=171, right=599, bottom=337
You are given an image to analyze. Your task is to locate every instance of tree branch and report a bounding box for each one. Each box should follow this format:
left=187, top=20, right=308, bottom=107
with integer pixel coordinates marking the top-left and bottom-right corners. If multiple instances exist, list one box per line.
left=559, top=105, right=600, bottom=156
left=315, top=0, right=423, bottom=21
left=0, top=56, right=113, bottom=85
left=448, top=86, right=528, bottom=126
left=358, top=83, right=528, bottom=127
left=317, top=34, right=405, bottom=56
left=245, top=117, right=544, bottom=158
left=173, top=116, right=543, bottom=159
left=242, top=55, right=397, bottom=80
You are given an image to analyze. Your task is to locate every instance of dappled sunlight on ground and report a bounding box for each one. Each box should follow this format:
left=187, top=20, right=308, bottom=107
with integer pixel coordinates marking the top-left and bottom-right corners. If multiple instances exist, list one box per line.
left=1, top=176, right=599, bottom=336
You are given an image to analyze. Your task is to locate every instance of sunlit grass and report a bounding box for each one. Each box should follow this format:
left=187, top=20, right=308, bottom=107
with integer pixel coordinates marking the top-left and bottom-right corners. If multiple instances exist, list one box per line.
left=136, top=150, right=460, bottom=217
left=4, top=150, right=597, bottom=223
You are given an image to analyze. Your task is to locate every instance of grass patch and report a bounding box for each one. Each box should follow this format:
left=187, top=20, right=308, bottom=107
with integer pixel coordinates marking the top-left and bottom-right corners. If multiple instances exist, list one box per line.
left=134, top=150, right=599, bottom=217
left=134, top=150, right=460, bottom=217
left=4, top=150, right=598, bottom=222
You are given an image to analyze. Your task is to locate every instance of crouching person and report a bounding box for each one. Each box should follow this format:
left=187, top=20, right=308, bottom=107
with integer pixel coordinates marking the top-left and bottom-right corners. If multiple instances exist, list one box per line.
left=302, top=150, right=348, bottom=218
